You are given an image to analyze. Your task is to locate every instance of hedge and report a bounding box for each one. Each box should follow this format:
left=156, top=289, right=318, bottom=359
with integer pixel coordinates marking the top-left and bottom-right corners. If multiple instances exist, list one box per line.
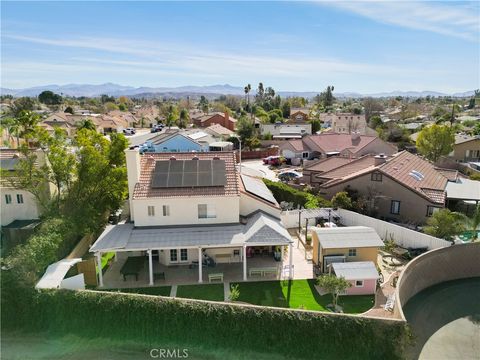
left=2, top=289, right=408, bottom=360
left=263, top=179, right=330, bottom=209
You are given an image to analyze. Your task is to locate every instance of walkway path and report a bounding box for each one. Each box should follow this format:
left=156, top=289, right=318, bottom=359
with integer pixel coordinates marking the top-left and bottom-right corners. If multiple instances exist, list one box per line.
left=362, top=271, right=400, bottom=319
left=170, top=285, right=177, bottom=297
left=223, top=282, right=230, bottom=302
left=285, top=232, right=314, bottom=280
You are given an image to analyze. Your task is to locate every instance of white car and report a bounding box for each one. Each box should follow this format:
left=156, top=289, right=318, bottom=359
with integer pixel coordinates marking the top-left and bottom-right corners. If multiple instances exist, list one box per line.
left=123, top=128, right=136, bottom=135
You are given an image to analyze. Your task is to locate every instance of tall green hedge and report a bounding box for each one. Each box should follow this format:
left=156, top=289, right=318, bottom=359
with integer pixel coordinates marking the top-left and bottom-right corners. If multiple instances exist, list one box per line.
left=263, top=179, right=330, bottom=209
left=3, top=289, right=408, bottom=360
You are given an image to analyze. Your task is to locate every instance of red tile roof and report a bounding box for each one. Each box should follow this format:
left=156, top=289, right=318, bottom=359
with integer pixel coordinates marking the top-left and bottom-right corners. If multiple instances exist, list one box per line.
left=132, top=151, right=239, bottom=199
left=303, top=133, right=378, bottom=154
left=304, top=157, right=353, bottom=172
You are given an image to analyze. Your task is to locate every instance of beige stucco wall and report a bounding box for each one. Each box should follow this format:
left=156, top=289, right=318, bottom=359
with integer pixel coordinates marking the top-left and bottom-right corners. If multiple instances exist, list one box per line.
left=452, top=139, right=480, bottom=162
left=240, top=192, right=281, bottom=219
left=0, top=187, right=40, bottom=226
left=319, top=171, right=441, bottom=224
left=132, top=196, right=240, bottom=227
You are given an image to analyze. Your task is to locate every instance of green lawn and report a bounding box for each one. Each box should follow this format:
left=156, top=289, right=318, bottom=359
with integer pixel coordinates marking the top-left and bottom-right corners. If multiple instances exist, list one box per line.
left=104, top=286, right=171, bottom=296
left=232, top=279, right=374, bottom=314
left=176, top=283, right=225, bottom=301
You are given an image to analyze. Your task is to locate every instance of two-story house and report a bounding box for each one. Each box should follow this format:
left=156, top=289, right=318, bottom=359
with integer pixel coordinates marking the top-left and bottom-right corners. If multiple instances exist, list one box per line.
left=90, top=150, right=293, bottom=286
left=320, top=113, right=368, bottom=135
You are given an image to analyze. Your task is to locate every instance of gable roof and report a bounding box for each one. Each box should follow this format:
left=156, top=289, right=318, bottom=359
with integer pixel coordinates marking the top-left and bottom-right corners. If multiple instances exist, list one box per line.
left=304, top=157, right=353, bottom=173
left=149, top=130, right=201, bottom=147
left=313, top=226, right=384, bottom=249
left=332, top=261, right=380, bottom=280
left=132, top=151, right=239, bottom=199
left=303, top=133, right=379, bottom=154
left=455, top=134, right=480, bottom=145
left=205, top=123, right=234, bottom=136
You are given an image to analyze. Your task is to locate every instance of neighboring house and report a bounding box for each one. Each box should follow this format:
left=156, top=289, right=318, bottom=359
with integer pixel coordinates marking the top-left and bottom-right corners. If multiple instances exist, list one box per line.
left=311, top=226, right=383, bottom=272
left=280, top=133, right=397, bottom=162
left=260, top=123, right=312, bottom=139
left=93, top=115, right=128, bottom=134
left=192, top=112, right=237, bottom=131
left=289, top=108, right=309, bottom=123
left=331, top=262, right=379, bottom=295
left=42, top=113, right=75, bottom=136
left=205, top=123, right=234, bottom=139
left=451, top=134, right=480, bottom=162
left=107, top=110, right=138, bottom=128
left=142, top=130, right=206, bottom=153
left=312, top=151, right=458, bottom=223
left=320, top=113, right=368, bottom=135
left=90, top=150, right=292, bottom=286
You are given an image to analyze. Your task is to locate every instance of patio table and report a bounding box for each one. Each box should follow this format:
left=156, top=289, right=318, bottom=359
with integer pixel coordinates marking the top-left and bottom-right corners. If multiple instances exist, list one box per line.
left=120, top=256, right=145, bottom=281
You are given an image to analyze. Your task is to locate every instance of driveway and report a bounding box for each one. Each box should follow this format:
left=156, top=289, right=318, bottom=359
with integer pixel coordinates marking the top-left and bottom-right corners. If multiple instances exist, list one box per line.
left=239, top=159, right=278, bottom=181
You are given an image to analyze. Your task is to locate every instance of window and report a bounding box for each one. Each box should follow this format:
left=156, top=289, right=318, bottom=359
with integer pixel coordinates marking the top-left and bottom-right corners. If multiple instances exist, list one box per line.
left=348, top=249, right=357, bottom=257
left=198, top=204, right=216, bottom=219
left=426, top=206, right=440, bottom=217
left=180, top=249, right=188, bottom=262
left=355, top=280, right=364, bottom=287
left=5, top=194, right=12, bottom=204
left=147, top=206, right=155, bottom=216
left=162, top=205, right=170, bottom=216
left=16, top=194, right=24, bottom=204
left=371, top=172, right=382, bottom=182
left=302, top=152, right=309, bottom=159
left=170, top=249, right=178, bottom=262
left=390, top=200, right=401, bottom=215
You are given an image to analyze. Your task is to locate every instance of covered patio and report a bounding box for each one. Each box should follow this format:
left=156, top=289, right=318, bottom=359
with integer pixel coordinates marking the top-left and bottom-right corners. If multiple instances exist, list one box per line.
left=90, top=212, right=294, bottom=288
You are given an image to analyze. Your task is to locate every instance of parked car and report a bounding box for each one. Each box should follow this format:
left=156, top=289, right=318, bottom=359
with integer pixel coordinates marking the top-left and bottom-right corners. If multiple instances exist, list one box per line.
left=108, top=209, right=123, bottom=224
left=150, top=124, right=164, bottom=133
left=278, top=170, right=302, bottom=182
left=263, top=155, right=284, bottom=166
left=123, top=127, right=136, bottom=135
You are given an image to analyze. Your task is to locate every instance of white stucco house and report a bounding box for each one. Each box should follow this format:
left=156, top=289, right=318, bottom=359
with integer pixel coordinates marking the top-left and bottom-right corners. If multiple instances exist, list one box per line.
left=90, top=150, right=293, bottom=286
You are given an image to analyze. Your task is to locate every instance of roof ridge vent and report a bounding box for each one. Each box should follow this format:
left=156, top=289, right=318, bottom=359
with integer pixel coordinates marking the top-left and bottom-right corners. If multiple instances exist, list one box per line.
left=169, top=156, right=176, bottom=161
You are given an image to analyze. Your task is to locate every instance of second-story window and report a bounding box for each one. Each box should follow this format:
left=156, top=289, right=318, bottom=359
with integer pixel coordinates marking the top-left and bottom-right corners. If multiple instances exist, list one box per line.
left=147, top=206, right=155, bottom=217
left=5, top=194, right=12, bottom=204
left=16, top=194, right=24, bottom=204
left=371, top=172, right=383, bottom=182
left=198, top=204, right=216, bottom=219
left=162, top=205, right=170, bottom=216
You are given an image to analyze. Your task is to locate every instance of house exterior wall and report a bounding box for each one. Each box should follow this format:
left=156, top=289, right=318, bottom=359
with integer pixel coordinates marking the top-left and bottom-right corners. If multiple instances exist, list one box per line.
left=152, top=135, right=203, bottom=153
left=358, top=138, right=397, bottom=157
left=452, top=139, right=480, bottom=162
left=132, top=196, right=240, bottom=227
left=240, top=192, right=281, bottom=219
left=345, top=278, right=377, bottom=295
left=1, top=187, right=40, bottom=226
left=317, top=171, right=442, bottom=224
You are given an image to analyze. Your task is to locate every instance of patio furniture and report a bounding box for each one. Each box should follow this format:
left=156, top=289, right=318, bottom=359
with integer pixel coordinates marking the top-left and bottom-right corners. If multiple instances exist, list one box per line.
left=208, top=273, right=224, bottom=282
left=120, top=256, right=145, bottom=281
left=154, top=271, right=165, bottom=282
left=384, top=294, right=396, bottom=312
left=262, top=267, right=278, bottom=276
left=249, top=268, right=264, bottom=277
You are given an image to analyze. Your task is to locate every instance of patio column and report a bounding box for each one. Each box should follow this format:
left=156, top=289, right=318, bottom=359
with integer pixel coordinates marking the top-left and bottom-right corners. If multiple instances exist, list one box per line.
left=148, top=249, right=154, bottom=286
left=96, top=252, right=104, bottom=287
left=243, top=245, right=247, bottom=281
left=198, top=247, right=203, bottom=283
left=288, top=242, right=293, bottom=280
left=114, top=251, right=118, bottom=262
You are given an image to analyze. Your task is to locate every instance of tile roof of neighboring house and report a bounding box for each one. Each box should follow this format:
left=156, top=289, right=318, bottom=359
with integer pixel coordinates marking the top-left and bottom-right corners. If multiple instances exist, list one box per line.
left=319, top=156, right=377, bottom=184
left=133, top=151, right=239, bottom=199
left=282, top=139, right=306, bottom=152
left=303, top=133, right=380, bottom=154
left=455, top=134, right=479, bottom=145
left=44, top=112, right=71, bottom=123
left=194, top=112, right=237, bottom=123
left=290, top=108, right=309, bottom=115
left=304, top=157, right=353, bottom=172
left=205, top=123, right=234, bottom=136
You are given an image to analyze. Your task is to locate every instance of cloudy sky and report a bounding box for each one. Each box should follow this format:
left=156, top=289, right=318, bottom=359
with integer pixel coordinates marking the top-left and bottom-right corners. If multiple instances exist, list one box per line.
left=1, top=1, right=479, bottom=93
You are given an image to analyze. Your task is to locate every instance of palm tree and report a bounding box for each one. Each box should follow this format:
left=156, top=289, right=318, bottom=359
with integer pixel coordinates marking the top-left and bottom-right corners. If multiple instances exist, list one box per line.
left=244, top=83, right=251, bottom=107
left=463, top=204, right=480, bottom=241
left=77, top=118, right=97, bottom=131
left=14, top=110, right=41, bottom=147
left=178, top=109, right=189, bottom=129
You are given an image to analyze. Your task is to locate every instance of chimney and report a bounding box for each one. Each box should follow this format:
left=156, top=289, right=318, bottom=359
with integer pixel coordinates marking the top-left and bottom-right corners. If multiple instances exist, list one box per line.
left=224, top=111, right=229, bottom=128
left=125, top=148, right=141, bottom=221
left=351, top=132, right=360, bottom=141
left=374, top=153, right=387, bottom=166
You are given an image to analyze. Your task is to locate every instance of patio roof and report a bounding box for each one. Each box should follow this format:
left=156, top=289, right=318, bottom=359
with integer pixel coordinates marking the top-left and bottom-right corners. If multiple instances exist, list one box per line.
left=90, top=212, right=292, bottom=253
left=446, top=178, right=480, bottom=201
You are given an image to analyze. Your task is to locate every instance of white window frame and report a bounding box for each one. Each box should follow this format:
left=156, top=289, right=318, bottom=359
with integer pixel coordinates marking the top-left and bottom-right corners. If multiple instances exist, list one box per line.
left=198, top=204, right=216, bottom=219
left=348, top=248, right=357, bottom=257
left=16, top=194, right=24, bottom=204
left=302, top=152, right=309, bottom=159
left=170, top=249, right=178, bottom=263
left=162, top=205, right=170, bottom=216
left=355, top=280, right=364, bottom=287
left=5, top=194, right=12, bottom=204
left=390, top=200, right=401, bottom=215
left=147, top=205, right=155, bottom=217
left=180, top=248, right=188, bottom=262
left=426, top=206, right=440, bottom=217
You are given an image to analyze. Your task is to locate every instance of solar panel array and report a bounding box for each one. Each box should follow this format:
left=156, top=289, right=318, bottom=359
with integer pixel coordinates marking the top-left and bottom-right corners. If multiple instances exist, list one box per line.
left=151, top=159, right=227, bottom=188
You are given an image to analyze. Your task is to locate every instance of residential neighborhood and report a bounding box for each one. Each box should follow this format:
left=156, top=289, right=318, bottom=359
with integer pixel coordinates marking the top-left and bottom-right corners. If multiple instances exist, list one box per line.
left=1, top=1, right=479, bottom=360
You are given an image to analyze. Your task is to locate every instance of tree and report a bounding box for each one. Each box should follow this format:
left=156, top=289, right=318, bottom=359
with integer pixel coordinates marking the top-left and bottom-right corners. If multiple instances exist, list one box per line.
left=316, top=274, right=351, bottom=309
left=244, top=83, right=251, bottom=109
left=463, top=204, right=480, bottom=241
left=363, top=98, right=384, bottom=121
left=64, top=106, right=74, bottom=114
left=77, top=118, right=97, bottom=131
left=104, top=102, right=119, bottom=111
left=368, top=115, right=383, bottom=129
left=38, top=90, right=63, bottom=105
left=236, top=115, right=254, bottom=144
left=331, top=191, right=353, bottom=210
left=198, top=96, right=209, bottom=114
left=178, top=108, right=189, bottom=129
left=321, top=85, right=335, bottom=108
left=416, top=124, right=455, bottom=162
left=424, top=209, right=465, bottom=241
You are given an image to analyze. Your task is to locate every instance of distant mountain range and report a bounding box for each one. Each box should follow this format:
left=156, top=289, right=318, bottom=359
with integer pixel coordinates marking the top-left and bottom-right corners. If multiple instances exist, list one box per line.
left=0, top=83, right=475, bottom=99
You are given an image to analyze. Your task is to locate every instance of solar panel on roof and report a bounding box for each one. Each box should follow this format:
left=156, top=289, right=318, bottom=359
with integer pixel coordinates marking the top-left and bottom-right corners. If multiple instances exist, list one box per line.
left=151, top=160, right=226, bottom=188
left=241, top=174, right=277, bottom=204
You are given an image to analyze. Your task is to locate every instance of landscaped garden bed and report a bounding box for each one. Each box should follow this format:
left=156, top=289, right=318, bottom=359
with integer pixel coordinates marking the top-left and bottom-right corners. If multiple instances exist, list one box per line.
left=176, top=283, right=224, bottom=301
left=232, top=279, right=374, bottom=313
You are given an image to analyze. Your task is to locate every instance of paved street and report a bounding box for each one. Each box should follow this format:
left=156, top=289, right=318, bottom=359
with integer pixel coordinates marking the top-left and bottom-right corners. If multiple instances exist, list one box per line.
left=239, top=159, right=278, bottom=181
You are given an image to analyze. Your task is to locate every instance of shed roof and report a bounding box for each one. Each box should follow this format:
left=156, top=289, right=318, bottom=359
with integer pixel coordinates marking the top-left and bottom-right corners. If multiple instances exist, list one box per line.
left=332, top=261, right=380, bottom=280
left=446, top=178, right=480, bottom=201
left=313, top=226, right=384, bottom=249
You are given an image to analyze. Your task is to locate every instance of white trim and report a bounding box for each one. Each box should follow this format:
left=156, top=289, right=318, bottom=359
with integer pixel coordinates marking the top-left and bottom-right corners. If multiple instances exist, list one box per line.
left=354, top=280, right=364, bottom=287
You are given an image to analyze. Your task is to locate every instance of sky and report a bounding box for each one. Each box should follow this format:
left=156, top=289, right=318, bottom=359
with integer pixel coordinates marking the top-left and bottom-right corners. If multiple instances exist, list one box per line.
left=1, top=1, right=479, bottom=93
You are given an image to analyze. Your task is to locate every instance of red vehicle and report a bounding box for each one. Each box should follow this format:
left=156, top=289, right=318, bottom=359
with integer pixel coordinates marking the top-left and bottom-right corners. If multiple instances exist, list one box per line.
left=263, top=155, right=284, bottom=166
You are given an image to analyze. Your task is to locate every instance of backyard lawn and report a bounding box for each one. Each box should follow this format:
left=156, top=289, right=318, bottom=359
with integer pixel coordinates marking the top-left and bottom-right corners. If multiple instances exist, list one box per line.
left=104, top=286, right=172, bottom=296
left=176, top=283, right=224, bottom=301
left=232, top=279, right=374, bottom=314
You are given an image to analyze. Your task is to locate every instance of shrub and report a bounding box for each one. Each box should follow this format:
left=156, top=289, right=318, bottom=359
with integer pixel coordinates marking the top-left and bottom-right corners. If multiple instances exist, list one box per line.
left=263, top=179, right=330, bottom=209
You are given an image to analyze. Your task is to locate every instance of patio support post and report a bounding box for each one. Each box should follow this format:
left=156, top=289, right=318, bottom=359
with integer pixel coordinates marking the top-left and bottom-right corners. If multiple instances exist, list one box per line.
left=243, top=245, right=247, bottom=281
left=96, top=252, right=104, bottom=287
left=148, top=249, right=154, bottom=286
left=198, top=247, right=203, bottom=283
left=114, top=251, right=118, bottom=262
left=288, top=242, right=293, bottom=280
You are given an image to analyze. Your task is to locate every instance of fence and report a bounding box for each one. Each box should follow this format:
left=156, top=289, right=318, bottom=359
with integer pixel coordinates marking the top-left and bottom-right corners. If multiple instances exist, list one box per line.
left=337, top=209, right=450, bottom=250
left=281, top=208, right=340, bottom=229
left=235, top=147, right=278, bottom=161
